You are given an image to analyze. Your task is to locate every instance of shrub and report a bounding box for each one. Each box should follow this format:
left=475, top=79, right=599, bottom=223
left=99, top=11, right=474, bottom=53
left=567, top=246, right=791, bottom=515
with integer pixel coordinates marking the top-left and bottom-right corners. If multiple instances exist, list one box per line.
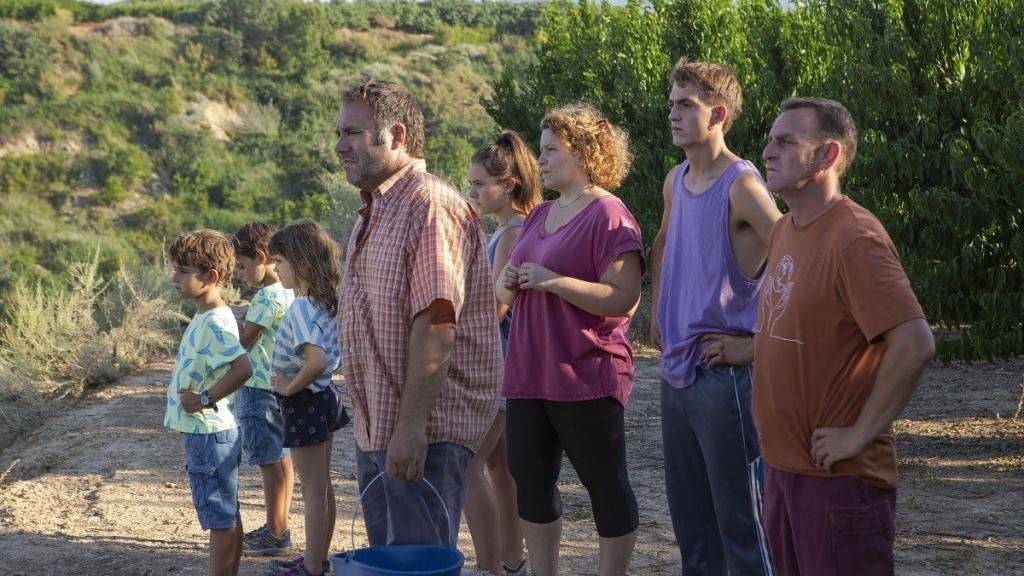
left=98, top=175, right=130, bottom=204
left=319, top=171, right=365, bottom=249
left=125, top=200, right=185, bottom=240
left=0, top=151, right=71, bottom=197
left=0, top=21, right=54, bottom=104
left=435, top=25, right=495, bottom=47
left=93, top=140, right=152, bottom=197
left=207, top=0, right=331, bottom=78
left=0, top=254, right=107, bottom=399
left=426, top=129, right=474, bottom=185
left=0, top=253, right=181, bottom=440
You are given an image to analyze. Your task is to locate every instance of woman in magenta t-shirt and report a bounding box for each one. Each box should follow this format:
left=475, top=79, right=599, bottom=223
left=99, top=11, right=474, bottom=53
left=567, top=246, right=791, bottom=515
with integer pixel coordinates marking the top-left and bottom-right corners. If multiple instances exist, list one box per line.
left=495, top=103, right=644, bottom=576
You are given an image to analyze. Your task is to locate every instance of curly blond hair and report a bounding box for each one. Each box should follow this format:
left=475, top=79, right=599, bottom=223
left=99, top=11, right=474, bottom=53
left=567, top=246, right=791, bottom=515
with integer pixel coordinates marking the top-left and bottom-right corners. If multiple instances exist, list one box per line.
left=540, top=103, right=632, bottom=191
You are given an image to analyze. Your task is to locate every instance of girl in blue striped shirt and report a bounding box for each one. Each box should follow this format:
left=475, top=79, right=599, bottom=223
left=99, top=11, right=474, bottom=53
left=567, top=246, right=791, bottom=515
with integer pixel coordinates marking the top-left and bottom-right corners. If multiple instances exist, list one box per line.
left=267, top=219, right=348, bottom=576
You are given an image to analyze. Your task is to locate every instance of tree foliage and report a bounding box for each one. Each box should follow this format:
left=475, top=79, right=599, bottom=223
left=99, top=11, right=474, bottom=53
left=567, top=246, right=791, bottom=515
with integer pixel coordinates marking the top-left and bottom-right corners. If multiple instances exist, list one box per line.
left=488, top=0, right=1024, bottom=360
left=206, top=0, right=331, bottom=78
left=325, top=0, right=544, bottom=37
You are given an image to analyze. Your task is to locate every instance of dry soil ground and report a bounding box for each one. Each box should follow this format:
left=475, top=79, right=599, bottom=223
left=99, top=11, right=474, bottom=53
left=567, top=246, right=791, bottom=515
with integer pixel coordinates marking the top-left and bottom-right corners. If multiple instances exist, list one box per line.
left=0, top=354, right=1021, bottom=575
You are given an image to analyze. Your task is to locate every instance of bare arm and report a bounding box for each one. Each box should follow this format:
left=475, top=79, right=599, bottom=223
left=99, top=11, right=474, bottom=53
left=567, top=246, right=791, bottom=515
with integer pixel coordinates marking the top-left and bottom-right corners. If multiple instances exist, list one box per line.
left=701, top=172, right=782, bottom=364
left=648, top=167, right=676, bottom=347
left=387, top=298, right=456, bottom=481
left=519, top=250, right=643, bottom=317
left=271, top=343, right=328, bottom=397
left=238, top=322, right=264, bottom=349
left=729, top=171, right=782, bottom=248
left=491, top=227, right=520, bottom=322
left=811, top=318, right=935, bottom=472
left=495, top=261, right=520, bottom=306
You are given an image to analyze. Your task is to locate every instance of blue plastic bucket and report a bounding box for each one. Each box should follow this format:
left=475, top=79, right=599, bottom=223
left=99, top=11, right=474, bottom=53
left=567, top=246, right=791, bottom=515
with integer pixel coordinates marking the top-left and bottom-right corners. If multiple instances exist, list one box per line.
left=331, top=473, right=465, bottom=576
left=332, top=545, right=463, bottom=576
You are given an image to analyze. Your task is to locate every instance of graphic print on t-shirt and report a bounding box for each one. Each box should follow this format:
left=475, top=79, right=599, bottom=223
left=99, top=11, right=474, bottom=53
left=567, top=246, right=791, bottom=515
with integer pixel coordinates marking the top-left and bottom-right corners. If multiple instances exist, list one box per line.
left=756, top=254, right=804, bottom=345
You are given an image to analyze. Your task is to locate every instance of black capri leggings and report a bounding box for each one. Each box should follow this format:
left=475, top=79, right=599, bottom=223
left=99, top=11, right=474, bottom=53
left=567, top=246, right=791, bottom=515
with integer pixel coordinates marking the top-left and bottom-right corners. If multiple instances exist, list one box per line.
left=506, top=397, right=639, bottom=538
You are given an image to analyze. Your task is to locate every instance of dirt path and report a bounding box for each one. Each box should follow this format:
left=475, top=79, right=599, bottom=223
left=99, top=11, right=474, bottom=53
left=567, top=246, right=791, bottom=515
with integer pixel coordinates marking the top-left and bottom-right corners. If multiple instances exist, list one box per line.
left=0, top=355, right=1021, bottom=575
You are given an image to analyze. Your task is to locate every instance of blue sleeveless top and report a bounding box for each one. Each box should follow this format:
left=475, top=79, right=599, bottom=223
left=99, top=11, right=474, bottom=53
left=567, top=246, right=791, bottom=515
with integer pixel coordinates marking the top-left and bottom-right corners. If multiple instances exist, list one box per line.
left=657, top=160, right=765, bottom=388
left=487, top=222, right=522, bottom=353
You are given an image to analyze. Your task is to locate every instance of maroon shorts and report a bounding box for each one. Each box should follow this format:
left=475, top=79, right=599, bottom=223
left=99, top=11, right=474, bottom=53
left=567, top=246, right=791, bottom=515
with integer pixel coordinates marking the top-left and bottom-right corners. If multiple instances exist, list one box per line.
left=763, top=463, right=896, bottom=576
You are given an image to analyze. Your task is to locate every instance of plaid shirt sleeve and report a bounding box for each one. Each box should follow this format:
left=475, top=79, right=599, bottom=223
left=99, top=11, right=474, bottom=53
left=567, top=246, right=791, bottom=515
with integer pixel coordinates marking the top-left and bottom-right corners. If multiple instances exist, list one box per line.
left=407, top=192, right=471, bottom=320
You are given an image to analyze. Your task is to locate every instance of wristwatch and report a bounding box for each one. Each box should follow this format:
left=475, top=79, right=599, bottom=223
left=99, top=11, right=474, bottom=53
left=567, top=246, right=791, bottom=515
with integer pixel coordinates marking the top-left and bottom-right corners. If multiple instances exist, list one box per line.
left=199, top=389, right=213, bottom=409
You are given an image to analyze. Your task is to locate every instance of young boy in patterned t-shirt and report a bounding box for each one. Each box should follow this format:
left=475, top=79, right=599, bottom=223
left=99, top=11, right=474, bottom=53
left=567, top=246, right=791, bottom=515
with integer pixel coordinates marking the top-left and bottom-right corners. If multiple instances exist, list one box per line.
left=166, top=230, right=252, bottom=576
left=232, top=222, right=296, bottom=556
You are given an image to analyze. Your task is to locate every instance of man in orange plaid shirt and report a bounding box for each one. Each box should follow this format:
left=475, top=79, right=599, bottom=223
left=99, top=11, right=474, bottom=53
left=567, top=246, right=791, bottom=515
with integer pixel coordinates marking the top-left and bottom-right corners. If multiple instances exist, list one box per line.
left=334, top=80, right=502, bottom=548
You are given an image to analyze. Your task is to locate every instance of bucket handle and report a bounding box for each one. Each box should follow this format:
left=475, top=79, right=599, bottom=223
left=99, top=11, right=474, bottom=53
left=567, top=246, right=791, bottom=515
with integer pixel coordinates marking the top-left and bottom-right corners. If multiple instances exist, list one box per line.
left=348, top=471, right=456, bottom=553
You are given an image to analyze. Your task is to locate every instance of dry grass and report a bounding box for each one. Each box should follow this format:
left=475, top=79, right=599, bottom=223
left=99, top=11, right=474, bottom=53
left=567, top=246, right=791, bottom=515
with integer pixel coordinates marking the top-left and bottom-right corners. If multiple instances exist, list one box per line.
left=0, top=253, right=183, bottom=444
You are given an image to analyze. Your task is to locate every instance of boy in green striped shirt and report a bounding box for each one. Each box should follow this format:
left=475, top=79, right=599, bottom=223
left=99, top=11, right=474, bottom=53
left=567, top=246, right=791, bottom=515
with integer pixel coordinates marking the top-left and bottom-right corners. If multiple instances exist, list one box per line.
left=232, top=222, right=296, bottom=556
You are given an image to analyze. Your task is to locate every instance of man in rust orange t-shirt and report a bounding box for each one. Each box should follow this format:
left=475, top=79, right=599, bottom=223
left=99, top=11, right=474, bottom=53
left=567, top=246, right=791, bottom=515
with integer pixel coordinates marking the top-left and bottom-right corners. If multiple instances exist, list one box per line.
left=754, top=97, right=935, bottom=576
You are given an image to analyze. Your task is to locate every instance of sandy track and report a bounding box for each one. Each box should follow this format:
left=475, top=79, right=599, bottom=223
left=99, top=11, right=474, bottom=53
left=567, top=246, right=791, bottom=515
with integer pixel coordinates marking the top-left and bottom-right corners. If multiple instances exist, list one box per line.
left=0, top=355, right=1021, bottom=575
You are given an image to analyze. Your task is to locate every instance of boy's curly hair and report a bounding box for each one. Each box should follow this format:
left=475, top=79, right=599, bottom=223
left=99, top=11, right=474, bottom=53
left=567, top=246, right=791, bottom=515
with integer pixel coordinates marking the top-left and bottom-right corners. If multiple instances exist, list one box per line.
left=269, top=219, right=341, bottom=317
left=168, top=229, right=235, bottom=286
left=232, top=222, right=276, bottom=259
left=540, top=103, right=632, bottom=191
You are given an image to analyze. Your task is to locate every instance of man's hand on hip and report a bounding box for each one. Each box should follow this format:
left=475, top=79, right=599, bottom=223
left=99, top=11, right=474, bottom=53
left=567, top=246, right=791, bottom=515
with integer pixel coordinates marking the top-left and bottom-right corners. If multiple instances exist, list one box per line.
left=386, top=423, right=429, bottom=481
left=700, top=333, right=753, bottom=367
left=810, top=426, right=871, bottom=474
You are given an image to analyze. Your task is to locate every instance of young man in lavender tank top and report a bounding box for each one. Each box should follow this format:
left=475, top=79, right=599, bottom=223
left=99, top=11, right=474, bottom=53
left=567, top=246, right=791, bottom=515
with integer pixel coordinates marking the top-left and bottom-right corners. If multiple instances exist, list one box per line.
left=649, top=59, right=782, bottom=576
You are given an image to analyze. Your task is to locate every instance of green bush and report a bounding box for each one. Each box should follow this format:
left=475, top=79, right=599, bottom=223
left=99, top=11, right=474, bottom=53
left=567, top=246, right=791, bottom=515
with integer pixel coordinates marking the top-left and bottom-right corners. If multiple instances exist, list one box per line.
left=125, top=200, right=185, bottom=240
left=319, top=172, right=366, bottom=247
left=0, top=242, right=41, bottom=296
left=92, top=139, right=152, bottom=200
left=0, top=0, right=207, bottom=24
left=436, top=25, right=495, bottom=46
left=0, top=20, right=54, bottom=104
left=98, top=176, right=130, bottom=205
left=426, top=129, right=474, bottom=185
left=0, top=151, right=71, bottom=197
left=182, top=26, right=244, bottom=75
left=207, top=0, right=331, bottom=78
left=325, top=0, right=542, bottom=37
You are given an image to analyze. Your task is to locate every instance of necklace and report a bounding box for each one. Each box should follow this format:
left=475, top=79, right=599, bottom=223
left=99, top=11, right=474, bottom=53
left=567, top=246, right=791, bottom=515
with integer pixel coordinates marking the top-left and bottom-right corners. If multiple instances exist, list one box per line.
left=496, top=209, right=526, bottom=227
left=557, top=193, right=585, bottom=208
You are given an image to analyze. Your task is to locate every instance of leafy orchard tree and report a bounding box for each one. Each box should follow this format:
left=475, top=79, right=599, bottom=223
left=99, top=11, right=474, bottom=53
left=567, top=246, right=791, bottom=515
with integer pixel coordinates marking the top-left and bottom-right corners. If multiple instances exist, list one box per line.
left=488, top=0, right=1024, bottom=360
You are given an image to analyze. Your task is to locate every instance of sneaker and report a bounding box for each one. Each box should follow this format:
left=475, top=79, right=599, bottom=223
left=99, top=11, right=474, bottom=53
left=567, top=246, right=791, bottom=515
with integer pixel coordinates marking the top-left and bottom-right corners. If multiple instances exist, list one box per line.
left=265, top=559, right=330, bottom=576
left=243, top=524, right=292, bottom=556
left=502, top=558, right=529, bottom=576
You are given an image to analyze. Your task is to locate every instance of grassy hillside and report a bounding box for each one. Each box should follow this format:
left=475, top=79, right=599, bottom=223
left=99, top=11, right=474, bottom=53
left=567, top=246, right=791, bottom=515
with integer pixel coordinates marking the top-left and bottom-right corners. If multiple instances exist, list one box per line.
left=1, top=0, right=536, bottom=287
left=0, top=0, right=538, bottom=432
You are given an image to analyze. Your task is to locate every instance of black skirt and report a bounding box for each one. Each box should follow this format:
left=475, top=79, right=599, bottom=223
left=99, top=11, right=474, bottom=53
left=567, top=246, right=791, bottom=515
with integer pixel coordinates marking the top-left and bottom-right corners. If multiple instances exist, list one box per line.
left=277, top=383, right=350, bottom=447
